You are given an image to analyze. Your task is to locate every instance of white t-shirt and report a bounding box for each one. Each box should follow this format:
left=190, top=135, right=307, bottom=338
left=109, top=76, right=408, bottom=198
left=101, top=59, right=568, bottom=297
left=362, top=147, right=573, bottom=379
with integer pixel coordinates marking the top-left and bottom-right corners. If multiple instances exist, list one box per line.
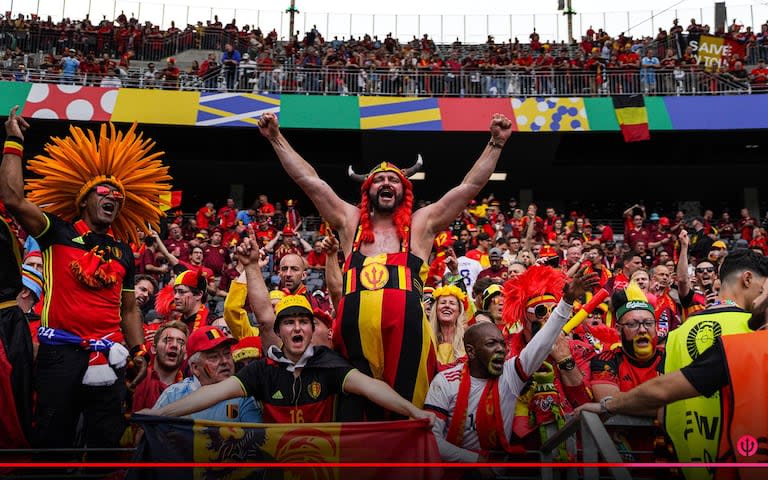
left=424, top=300, right=573, bottom=462
left=446, top=256, right=483, bottom=294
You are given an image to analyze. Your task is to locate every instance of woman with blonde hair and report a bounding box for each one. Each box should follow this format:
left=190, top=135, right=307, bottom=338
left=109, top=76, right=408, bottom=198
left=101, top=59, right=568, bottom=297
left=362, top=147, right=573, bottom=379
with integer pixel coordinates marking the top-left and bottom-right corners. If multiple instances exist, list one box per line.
left=429, top=285, right=468, bottom=370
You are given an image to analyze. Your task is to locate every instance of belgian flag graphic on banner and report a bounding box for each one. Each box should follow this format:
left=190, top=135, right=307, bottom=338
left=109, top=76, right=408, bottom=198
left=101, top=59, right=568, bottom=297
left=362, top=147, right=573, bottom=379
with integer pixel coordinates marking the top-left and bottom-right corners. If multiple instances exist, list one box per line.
left=612, top=95, right=650, bottom=143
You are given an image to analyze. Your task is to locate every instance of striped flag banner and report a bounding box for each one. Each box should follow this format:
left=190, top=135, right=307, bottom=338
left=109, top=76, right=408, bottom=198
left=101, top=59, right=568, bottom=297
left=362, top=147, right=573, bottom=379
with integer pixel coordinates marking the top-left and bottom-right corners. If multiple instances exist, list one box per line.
left=612, top=95, right=650, bottom=143
left=129, top=415, right=441, bottom=480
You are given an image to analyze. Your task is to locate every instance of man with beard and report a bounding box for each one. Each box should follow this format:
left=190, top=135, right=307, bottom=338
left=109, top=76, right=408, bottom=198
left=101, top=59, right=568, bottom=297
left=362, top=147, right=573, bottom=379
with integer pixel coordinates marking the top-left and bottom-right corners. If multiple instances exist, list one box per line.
left=663, top=249, right=768, bottom=480
left=257, top=111, right=513, bottom=419
left=424, top=269, right=595, bottom=462
left=150, top=325, right=261, bottom=422
left=132, top=321, right=188, bottom=412
left=577, top=289, right=768, bottom=480
left=142, top=295, right=435, bottom=425
left=589, top=282, right=663, bottom=417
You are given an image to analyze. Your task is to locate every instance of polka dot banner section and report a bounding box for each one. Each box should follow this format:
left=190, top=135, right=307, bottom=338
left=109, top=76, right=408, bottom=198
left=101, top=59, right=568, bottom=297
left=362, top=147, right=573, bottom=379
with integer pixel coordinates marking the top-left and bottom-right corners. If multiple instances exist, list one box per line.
left=511, top=97, right=590, bottom=132
left=23, top=84, right=117, bottom=121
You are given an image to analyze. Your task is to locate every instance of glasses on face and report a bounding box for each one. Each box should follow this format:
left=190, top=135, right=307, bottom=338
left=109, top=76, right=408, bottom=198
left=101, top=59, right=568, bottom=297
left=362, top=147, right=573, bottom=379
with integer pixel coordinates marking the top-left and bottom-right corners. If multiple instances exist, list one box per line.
left=620, top=320, right=655, bottom=330
left=527, top=304, right=554, bottom=319
left=696, top=267, right=716, bottom=274
left=93, top=185, right=124, bottom=201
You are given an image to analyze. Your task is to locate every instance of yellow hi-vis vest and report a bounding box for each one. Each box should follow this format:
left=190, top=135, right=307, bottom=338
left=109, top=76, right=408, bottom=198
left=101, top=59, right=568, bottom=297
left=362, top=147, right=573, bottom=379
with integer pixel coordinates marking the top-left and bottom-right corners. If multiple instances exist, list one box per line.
left=663, top=306, right=751, bottom=480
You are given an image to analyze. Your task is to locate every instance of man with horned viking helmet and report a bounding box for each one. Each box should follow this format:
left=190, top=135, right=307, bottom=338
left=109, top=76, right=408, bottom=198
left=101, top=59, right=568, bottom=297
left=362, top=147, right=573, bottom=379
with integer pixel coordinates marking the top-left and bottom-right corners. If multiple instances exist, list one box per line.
left=257, top=111, right=513, bottom=419
left=0, top=107, right=171, bottom=448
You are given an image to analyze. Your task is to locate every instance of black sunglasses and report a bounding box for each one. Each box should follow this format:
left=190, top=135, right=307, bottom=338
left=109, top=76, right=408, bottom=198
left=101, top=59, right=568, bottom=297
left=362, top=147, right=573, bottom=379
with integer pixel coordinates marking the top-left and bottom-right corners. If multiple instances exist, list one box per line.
left=696, top=267, right=716, bottom=273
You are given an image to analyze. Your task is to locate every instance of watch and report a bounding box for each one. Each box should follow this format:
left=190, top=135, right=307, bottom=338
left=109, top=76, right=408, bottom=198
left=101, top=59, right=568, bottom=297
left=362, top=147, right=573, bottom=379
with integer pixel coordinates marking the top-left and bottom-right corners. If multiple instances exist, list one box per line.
left=557, top=357, right=576, bottom=371
left=599, top=396, right=614, bottom=414
left=488, top=139, right=505, bottom=149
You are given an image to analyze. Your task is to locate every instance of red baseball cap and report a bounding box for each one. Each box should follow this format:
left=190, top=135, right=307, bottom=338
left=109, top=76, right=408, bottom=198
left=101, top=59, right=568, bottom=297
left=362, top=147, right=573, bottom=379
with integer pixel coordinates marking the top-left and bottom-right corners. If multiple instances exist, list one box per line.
left=187, top=326, right=237, bottom=357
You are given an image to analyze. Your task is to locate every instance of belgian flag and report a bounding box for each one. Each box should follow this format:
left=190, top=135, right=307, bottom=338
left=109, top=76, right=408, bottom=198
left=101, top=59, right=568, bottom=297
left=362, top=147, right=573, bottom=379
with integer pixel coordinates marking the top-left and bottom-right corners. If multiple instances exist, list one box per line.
left=159, top=190, right=182, bottom=212
left=612, top=95, right=650, bottom=142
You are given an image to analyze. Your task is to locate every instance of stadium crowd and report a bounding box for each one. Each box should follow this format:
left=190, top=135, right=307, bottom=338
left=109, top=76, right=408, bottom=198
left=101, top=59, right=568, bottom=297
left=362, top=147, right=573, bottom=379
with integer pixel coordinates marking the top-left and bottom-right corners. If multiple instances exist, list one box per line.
left=3, top=102, right=768, bottom=475
left=2, top=10, right=768, bottom=94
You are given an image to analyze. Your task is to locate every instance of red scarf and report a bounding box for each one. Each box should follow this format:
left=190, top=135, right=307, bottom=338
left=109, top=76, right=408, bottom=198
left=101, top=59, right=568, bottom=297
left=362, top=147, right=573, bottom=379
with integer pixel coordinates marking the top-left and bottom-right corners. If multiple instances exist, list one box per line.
left=446, top=363, right=521, bottom=454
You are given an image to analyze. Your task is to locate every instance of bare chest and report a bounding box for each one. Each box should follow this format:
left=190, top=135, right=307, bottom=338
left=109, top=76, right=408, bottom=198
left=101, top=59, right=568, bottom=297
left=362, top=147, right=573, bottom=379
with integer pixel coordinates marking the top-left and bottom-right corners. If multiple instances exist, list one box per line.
left=358, top=228, right=403, bottom=257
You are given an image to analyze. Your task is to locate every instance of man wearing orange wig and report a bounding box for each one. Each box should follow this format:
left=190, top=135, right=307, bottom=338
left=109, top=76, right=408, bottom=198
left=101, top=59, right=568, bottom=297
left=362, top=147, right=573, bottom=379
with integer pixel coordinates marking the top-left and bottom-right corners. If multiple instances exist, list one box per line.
left=0, top=107, right=171, bottom=448
left=502, top=265, right=599, bottom=448
left=258, top=111, right=514, bottom=419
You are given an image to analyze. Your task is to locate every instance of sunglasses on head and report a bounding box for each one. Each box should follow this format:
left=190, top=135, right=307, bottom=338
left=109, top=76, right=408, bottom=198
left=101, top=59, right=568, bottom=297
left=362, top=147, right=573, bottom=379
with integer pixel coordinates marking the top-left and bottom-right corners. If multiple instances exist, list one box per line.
left=696, top=267, right=716, bottom=273
left=93, top=185, right=123, bottom=200
left=527, top=304, right=555, bottom=319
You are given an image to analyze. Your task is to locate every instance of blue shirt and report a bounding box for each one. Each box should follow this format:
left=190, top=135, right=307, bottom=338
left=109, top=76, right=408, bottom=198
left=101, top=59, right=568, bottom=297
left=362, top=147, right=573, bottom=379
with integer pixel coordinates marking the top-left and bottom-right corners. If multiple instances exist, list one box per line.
left=61, top=57, right=80, bottom=76
left=153, top=376, right=262, bottom=422
left=641, top=56, right=660, bottom=79
left=236, top=210, right=255, bottom=226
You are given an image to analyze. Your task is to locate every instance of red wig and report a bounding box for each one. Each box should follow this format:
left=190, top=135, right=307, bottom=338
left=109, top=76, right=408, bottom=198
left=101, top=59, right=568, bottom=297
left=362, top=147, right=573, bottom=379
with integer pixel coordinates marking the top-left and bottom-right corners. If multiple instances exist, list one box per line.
left=154, top=284, right=176, bottom=320
left=358, top=163, right=413, bottom=245
left=502, top=265, right=567, bottom=328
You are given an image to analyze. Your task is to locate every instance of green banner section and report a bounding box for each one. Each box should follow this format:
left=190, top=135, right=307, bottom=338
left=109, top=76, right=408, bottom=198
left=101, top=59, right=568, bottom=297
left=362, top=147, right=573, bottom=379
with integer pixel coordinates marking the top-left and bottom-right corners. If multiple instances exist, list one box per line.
left=0, top=82, right=32, bottom=115
left=645, top=96, right=673, bottom=130
left=583, top=96, right=672, bottom=131
left=583, top=98, right=619, bottom=131
left=279, top=95, right=360, bottom=129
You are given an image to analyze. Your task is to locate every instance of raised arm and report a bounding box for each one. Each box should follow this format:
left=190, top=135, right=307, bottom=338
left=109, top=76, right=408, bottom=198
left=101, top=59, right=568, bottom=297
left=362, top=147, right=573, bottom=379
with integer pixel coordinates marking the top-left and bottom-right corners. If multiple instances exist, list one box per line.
left=676, top=230, right=691, bottom=299
left=0, top=107, right=47, bottom=236
left=223, top=270, right=259, bottom=339
left=257, top=113, right=357, bottom=232
left=150, top=230, right=179, bottom=266
left=237, top=227, right=281, bottom=349
left=321, top=234, right=343, bottom=311
left=414, top=114, right=513, bottom=242
left=514, top=269, right=599, bottom=378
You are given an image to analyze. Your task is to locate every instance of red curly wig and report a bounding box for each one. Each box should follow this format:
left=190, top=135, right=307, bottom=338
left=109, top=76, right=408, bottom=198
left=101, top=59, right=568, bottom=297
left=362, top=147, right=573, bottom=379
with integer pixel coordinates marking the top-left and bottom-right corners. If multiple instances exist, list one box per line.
left=154, top=284, right=176, bottom=320
left=502, top=265, right=567, bottom=328
left=358, top=163, right=413, bottom=245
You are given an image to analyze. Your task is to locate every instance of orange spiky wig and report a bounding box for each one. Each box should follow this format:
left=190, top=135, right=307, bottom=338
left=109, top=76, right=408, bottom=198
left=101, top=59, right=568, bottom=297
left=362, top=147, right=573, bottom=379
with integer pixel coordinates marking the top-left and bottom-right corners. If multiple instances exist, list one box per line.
left=24, top=123, right=172, bottom=245
left=502, top=265, right=567, bottom=327
left=358, top=162, right=413, bottom=245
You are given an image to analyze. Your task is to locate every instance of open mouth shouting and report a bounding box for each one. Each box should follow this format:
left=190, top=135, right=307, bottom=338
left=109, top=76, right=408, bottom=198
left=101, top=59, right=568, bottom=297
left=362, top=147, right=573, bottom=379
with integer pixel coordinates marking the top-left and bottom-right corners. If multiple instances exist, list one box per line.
left=377, top=187, right=395, bottom=201
left=290, top=334, right=305, bottom=348
left=488, top=354, right=505, bottom=375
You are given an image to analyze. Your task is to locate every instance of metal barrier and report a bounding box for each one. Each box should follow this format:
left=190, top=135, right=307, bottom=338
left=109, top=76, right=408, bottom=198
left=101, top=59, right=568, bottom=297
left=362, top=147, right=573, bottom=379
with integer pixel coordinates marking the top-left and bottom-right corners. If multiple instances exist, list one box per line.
left=1, top=65, right=755, bottom=97
left=540, top=412, right=659, bottom=480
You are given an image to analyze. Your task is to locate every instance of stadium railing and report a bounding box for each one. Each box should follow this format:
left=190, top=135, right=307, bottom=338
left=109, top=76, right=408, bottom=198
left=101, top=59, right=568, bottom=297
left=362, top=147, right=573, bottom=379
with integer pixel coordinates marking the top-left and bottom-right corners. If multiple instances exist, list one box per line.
left=1, top=66, right=753, bottom=97
left=540, top=412, right=659, bottom=480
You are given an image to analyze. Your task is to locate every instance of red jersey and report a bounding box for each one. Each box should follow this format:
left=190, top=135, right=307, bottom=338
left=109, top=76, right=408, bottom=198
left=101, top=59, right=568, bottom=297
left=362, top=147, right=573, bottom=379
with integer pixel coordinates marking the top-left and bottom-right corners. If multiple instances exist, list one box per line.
left=36, top=215, right=134, bottom=339
left=590, top=348, right=662, bottom=392
left=254, top=226, right=276, bottom=247
left=306, top=251, right=327, bottom=269
left=202, top=244, right=229, bottom=275
left=195, top=206, right=214, bottom=229
left=218, top=206, right=237, bottom=229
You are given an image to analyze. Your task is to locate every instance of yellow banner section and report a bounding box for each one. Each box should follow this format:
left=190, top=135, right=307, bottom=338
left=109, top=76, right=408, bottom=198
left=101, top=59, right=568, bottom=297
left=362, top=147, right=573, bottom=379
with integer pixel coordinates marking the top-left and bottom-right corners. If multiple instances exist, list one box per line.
left=111, top=89, right=199, bottom=125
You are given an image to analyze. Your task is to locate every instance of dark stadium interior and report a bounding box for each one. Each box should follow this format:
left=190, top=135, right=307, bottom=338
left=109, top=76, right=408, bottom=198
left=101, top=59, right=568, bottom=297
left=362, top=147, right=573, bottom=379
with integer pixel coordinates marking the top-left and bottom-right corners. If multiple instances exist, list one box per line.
left=24, top=119, right=767, bottom=218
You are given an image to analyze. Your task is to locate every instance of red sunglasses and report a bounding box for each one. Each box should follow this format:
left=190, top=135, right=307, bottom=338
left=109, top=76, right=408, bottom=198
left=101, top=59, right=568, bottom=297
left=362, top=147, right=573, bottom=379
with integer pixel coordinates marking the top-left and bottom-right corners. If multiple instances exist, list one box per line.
left=94, top=185, right=124, bottom=200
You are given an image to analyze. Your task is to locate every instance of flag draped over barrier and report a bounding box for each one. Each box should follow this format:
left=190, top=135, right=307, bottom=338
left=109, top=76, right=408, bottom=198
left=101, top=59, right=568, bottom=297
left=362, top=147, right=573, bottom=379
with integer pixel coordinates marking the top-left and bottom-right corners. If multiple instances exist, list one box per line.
left=612, top=95, right=650, bottom=143
left=130, top=415, right=441, bottom=480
